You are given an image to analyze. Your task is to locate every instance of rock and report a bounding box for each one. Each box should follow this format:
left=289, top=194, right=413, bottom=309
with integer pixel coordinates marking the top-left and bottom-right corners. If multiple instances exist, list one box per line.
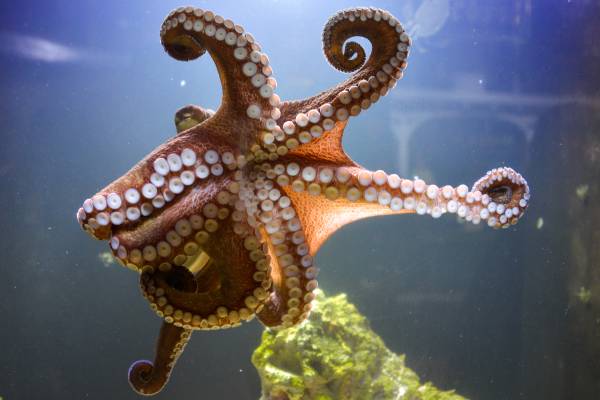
left=252, top=290, right=465, bottom=400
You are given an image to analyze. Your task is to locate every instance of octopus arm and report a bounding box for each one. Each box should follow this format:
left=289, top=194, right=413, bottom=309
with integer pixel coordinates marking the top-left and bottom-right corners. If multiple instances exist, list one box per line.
left=280, top=164, right=530, bottom=257
left=79, top=127, right=239, bottom=242
left=254, top=181, right=405, bottom=329
left=254, top=124, right=380, bottom=328
left=276, top=7, right=410, bottom=147
left=269, top=126, right=531, bottom=257
left=160, top=8, right=278, bottom=145
left=128, top=323, right=192, bottom=395
left=130, top=215, right=275, bottom=393
left=133, top=195, right=271, bottom=328
left=254, top=216, right=320, bottom=328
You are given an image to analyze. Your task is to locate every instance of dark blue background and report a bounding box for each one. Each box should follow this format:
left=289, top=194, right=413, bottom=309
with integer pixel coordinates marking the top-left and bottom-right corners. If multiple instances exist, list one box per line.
left=1, top=1, right=598, bottom=399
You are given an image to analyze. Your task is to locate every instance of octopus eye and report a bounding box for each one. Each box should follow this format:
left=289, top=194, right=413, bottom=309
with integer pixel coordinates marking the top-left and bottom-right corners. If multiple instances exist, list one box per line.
left=487, top=185, right=513, bottom=204
left=165, top=266, right=198, bottom=293
left=174, top=105, right=215, bottom=133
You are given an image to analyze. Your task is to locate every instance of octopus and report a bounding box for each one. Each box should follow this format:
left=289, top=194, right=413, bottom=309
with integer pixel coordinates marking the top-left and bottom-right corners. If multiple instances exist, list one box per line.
left=76, top=6, right=530, bottom=395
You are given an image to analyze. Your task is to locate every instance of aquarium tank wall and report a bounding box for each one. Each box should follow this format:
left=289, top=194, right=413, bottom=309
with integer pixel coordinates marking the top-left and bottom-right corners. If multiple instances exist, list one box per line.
left=1, top=0, right=599, bottom=399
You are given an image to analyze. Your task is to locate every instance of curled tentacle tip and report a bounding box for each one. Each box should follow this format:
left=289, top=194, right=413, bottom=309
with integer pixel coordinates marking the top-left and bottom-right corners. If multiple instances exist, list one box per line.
left=323, top=25, right=367, bottom=73
left=161, top=32, right=206, bottom=61
left=341, top=41, right=367, bottom=71
left=160, top=12, right=207, bottom=61
left=128, top=359, right=163, bottom=396
left=322, top=7, right=409, bottom=73
left=473, top=166, right=530, bottom=228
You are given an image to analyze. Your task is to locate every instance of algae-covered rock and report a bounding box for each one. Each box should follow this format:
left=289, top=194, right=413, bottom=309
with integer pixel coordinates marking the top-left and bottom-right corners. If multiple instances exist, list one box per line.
left=252, top=290, right=466, bottom=400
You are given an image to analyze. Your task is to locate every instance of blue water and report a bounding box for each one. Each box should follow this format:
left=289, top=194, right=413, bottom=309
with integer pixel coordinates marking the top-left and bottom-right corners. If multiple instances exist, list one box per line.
left=1, top=1, right=599, bottom=399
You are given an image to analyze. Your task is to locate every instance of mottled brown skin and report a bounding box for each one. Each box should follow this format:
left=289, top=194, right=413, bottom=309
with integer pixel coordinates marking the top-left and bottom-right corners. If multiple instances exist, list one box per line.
left=77, top=6, right=528, bottom=396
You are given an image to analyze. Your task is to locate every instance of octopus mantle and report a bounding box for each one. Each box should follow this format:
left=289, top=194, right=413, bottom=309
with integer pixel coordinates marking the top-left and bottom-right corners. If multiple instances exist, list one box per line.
left=76, top=6, right=530, bottom=396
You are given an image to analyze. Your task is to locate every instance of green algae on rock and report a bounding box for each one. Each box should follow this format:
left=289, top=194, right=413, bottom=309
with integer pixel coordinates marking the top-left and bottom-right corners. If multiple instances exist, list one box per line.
left=252, top=290, right=466, bottom=400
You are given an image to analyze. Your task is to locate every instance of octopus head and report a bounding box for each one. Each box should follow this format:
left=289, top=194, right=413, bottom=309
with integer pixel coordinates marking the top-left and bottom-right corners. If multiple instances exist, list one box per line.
left=472, top=167, right=530, bottom=229
left=174, top=104, right=215, bottom=133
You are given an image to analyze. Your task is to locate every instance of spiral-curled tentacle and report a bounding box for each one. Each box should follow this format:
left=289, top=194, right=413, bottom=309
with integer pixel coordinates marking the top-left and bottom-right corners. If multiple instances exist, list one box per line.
left=267, top=8, right=410, bottom=156
left=128, top=323, right=192, bottom=395
left=321, top=7, right=409, bottom=75
left=160, top=7, right=282, bottom=145
left=322, top=14, right=371, bottom=72
left=324, top=36, right=365, bottom=74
